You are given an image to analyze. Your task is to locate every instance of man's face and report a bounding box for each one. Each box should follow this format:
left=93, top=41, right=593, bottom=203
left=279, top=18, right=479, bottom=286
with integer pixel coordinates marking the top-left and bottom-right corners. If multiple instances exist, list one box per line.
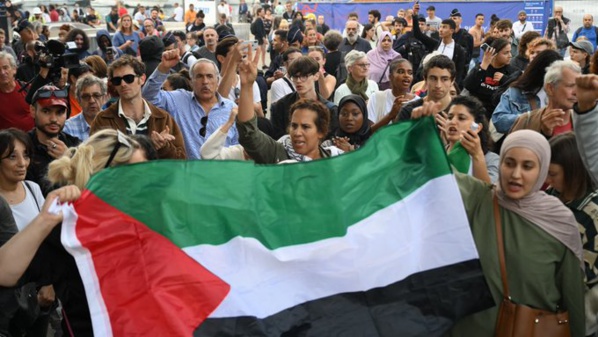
left=79, top=84, right=105, bottom=119
left=519, top=13, right=527, bottom=22
left=548, top=67, right=579, bottom=110
left=284, top=51, right=301, bottom=67
left=450, top=15, right=462, bottom=27
left=151, top=10, right=158, bottom=19
left=554, top=7, right=563, bottom=17
left=425, top=67, right=453, bottom=101
left=583, top=15, right=593, bottom=28
left=394, top=22, right=404, bottom=33
left=139, top=7, right=145, bottom=14
left=285, top=2, right=291, bottom=11
left=175, top=36, right=186, bottom=53
left=499, top=27, right=512, bottom=39
left=0, top=57, right=16, bottom=86
left=346, top=22, right=358, bottom=38
left=189, top=5, right=194, bottom=11
left=204, top=29, right=218, bottom=47
left=476, top=15, right=485, bottom=26
left=368, top=14, right=375, bottom=24
left=291, top=72, right=318, bottom=96
left=569, top=47, right=587, bottom=64
left=427, top=9, right=435, bottom=18
left=348, top=15, right=358, bottom=22
left=397, top=10, right=405, bottom=18
left=111, top=8, right=118, bottom=15
left=112, top=65, right=144, bottom=101
left=438, top=24, right=453, bottom=38
left=33, top=104, right=66, bottom=138
left=318, top=16, right=324, bottom=25
left=192, top=62, right=219, bottom=102
left=144, top=20, right=154, bottom=34
left=305, top=20, right=314, bottom=30
left=419, top=21, right=426, bottom=31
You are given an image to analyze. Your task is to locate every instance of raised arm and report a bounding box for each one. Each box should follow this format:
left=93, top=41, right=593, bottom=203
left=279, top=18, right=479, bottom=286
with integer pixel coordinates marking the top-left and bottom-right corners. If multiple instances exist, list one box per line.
left=141, top=49, right=180, bottom=111
left=573, top=74, right=598, bottom=186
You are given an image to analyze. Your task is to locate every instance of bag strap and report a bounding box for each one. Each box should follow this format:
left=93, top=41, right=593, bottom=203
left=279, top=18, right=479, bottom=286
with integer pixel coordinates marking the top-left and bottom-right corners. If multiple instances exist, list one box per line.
left=493, top=195, right=510, bottom=299
left=378, top=61, right=392, bottom=85
left=282, top=76, right=294, bottom=91
left=24, top=181, right=40, bottom=212
left=527, top=95, right=538, bottom=111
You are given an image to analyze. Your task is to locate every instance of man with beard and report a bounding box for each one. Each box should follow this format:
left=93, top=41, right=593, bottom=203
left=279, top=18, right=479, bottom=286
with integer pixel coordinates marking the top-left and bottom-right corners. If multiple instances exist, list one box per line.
left=91, top=55, right=186, bottom=160
left=63, top=75, right=106, bottom=141
left=339, top=20, right=372, bottom=53
left=26, top=85, right=81, bottom=195
left=197, top=27, right=219, bottom=65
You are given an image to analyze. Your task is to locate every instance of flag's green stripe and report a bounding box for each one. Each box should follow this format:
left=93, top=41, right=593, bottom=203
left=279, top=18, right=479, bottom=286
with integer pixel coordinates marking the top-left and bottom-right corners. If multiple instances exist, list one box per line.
left=447, top=142, right=471, bottom=174
left=86, top=117, right=450, bottom=250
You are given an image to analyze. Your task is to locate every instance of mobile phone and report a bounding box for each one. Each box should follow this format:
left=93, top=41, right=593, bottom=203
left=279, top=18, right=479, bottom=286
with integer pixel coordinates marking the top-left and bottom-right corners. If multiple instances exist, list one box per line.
left=66, top=41, right=77, bottom=49
left=243, top=40, right=258, bottom=50
left=471, top=122, right=479, bottom=132
left=480, top=43, right=490, bottom=52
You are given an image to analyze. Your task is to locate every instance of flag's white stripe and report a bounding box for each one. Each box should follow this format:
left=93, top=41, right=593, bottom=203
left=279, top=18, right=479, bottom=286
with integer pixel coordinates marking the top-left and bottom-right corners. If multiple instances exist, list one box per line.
left=184, top=174, right=477, bottom=319
left=61, top=205, right=113, bottom=337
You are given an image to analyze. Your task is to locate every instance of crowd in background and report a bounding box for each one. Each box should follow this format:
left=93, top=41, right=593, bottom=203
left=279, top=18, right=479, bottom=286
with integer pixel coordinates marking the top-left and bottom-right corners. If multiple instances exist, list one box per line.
left=0, top=0, right=598, bottom=336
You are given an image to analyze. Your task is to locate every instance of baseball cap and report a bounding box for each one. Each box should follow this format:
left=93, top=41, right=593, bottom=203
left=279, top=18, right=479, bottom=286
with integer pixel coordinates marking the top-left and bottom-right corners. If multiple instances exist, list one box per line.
left=15, top=19, right=33, bottom=33
left=450, top=9, right=462, bottom=17
left=426, top=6, right=436, bottom=11
left=518, top=10, right=527, bottom=16
left=31, top=85, right=69, bottom=109
left=569, top=40, right=594, bottom=55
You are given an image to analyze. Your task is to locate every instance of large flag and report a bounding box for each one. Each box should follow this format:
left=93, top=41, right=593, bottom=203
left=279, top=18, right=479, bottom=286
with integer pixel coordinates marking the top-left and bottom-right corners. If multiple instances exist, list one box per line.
left=61, top=117, right=494, bottom=337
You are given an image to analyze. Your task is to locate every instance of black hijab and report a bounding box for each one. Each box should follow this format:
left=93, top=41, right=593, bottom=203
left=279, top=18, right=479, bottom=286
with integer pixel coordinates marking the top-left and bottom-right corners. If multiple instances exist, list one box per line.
left=335, top=94, right=371, bottom=147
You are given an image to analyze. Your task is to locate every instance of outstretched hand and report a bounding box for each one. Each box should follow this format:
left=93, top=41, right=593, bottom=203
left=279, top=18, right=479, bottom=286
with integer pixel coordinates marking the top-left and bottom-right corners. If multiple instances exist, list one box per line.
left=238, top=45, right=257, bottom=86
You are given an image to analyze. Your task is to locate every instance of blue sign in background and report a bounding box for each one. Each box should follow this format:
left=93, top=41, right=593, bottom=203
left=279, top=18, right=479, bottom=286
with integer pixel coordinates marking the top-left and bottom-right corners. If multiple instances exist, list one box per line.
left=297, top=1, right=552, bottom=34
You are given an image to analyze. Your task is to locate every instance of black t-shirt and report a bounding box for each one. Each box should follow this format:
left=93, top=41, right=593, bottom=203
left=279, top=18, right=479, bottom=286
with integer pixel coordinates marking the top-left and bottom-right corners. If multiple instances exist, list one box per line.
left=0, top=197, right=16, bottom=246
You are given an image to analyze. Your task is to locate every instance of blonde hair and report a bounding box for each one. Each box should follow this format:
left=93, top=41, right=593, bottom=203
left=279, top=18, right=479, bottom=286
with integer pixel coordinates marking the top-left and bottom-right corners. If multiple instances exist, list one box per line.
left=48, top=129, right=139, bottom=189
left=527, top=38, right=556, bottom=52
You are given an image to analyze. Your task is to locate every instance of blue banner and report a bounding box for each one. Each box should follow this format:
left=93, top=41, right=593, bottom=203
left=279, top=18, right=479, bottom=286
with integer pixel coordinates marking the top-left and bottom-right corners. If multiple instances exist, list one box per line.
left=297, top=1, right=551, bottom=34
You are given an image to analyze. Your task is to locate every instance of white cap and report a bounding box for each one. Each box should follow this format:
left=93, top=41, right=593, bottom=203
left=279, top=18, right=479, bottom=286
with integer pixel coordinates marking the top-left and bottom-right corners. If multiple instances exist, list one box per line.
left=32, top=7, right=42, bottom=14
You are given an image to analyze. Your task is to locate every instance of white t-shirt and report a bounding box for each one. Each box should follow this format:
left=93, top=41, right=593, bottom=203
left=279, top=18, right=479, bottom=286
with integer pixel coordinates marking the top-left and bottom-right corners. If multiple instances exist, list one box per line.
left=367, top=89, right=421, bottom=123
left=270, top=77, right=295, bottom=104
left=174, top=7, right=184, bottom=22
left=512, top=21, right=535, bottom=39
left=333, top=80, right=379, bottom=105
left=10, top=181, right=44, bottom=231
left=227, top=75, right=262, bottom=104
left=437, top=40, right=455, bottom=60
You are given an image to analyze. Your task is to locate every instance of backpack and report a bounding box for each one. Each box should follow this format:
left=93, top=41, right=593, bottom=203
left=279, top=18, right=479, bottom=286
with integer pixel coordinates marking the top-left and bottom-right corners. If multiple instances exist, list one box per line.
left=250, top=20, right=257, bottom=36
left=181, top=50, right=201, bottom=65
left=334, top=51, right=347, bottom=90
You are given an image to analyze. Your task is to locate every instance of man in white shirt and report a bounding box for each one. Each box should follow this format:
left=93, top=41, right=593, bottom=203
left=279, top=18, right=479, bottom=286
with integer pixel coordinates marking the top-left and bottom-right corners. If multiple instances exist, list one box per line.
left=512, top=10, right=535, bottom=39
left=270, top=47, right=302, bottom=103
left=133, top=6, right=147, bottom=26
left=172, top=3, right=184, bottom=22
left=425, top=6, right=442, bottom=36
left=217, top=0, right=231, bottom=22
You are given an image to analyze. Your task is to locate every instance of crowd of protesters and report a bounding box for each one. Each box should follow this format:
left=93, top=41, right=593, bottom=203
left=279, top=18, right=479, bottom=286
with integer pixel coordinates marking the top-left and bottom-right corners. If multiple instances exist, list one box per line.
left=0, top=0, right=598, bottom=336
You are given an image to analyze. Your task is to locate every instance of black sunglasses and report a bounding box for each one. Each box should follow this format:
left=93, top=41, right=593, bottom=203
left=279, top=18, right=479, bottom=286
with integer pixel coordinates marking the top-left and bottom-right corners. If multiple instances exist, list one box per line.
left=105, top=131, right=132, bottom=168
left=32, top=87, right=69, bottom=102
left=110, top=74, right=137, bottom=86
left=199, top=116, right=208, bottom=137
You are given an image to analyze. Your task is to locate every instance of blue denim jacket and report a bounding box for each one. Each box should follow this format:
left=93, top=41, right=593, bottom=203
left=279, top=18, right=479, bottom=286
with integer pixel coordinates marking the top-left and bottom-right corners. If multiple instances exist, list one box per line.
left=491, top=87, right=541, bottom=133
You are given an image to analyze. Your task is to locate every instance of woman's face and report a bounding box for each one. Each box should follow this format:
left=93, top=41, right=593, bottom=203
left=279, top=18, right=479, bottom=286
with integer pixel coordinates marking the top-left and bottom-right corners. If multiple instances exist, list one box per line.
left=0, top=141, right=30, bottom=184
left=527, top=44, right=548, bottom=62
left=445, top=104, right=474, bottom=143
left=306, top=29, right=317, bottom=44
left=366, top=27, right=375, bottom=39
left=339, top=101, right=364, bottom=134
left=279, top=21, right=289, bottom=30
left=122, top=16, right=132, bottom=28
left=162, top=79, right=173, bottom=91
left=380, top=35, right=392, bottom=51
left=546, top=163, right=565, bottom=194
left=289, top=108, right=323, bottom=156
left=75, top=34, right=84, bottom=49
left=349, top=57, right=369, bottom=80
left=495, top=44, right=512, bottom=66
left=308, top=50, right=325, bottom=67
left=390, top=62, right=413, bottom=91
left=500, top=147, right=541, bottom=200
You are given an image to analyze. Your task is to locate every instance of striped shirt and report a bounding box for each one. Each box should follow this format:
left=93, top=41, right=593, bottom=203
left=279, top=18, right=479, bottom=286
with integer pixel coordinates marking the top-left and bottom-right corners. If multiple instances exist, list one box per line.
left=118, top=99, right=151, bottom=135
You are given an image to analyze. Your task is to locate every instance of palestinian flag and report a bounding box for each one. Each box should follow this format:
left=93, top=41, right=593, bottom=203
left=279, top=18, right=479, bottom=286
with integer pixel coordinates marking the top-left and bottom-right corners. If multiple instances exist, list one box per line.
left=447, top=141, right=473, bottom=175
left=60, top=117, right=493, bottom=337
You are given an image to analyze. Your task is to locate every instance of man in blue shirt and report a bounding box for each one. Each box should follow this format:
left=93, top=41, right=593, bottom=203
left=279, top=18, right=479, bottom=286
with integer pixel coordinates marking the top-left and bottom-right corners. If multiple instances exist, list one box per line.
left=63, top=75, right=106, bottom=141
left=572, top=14, right=598, bottom=49
left=142, top=49, right=238, bottom=159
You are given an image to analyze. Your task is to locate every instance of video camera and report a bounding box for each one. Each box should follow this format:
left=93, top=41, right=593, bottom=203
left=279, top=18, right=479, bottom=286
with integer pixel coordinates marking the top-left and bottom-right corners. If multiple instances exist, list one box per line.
left=35, top=40, right=81, bottom=85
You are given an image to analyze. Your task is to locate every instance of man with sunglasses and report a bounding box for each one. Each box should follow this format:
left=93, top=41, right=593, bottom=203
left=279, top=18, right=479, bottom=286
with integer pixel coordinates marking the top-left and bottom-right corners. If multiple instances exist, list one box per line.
left=26, top=85, right=81, bottom=196
left=91, top=55, right=186, bottom=160
left=143, top=49, right=238, bottom=159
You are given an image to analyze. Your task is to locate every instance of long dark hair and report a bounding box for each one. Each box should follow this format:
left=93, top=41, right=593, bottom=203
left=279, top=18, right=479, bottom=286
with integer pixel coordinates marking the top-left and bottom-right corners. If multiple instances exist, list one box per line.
left=511, top=49, right=562, bottom=94
left=0, top=128, right=33, bottom=161
left=447, top=95, right=492, bottom=154
left=549, top=132, right=595, bottom=201
left=361, top=23, right=374, bottom=39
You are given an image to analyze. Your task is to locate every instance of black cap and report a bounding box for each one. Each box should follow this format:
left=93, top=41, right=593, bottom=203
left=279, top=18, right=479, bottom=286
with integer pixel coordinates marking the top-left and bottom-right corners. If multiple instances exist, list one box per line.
left=287, top=26, right=303, bottom=44
left=15, top=19, right=33, bottom=33
left=162, top=31, right=176, bottom=47
left=450, top=9, right=462, bottom=17
left=426, top=5, right=435, bottom=11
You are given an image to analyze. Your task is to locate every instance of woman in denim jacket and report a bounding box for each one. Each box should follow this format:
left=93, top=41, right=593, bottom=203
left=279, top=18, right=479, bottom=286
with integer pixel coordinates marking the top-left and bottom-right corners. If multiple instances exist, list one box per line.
left=492, top=50, right=562, bottom=133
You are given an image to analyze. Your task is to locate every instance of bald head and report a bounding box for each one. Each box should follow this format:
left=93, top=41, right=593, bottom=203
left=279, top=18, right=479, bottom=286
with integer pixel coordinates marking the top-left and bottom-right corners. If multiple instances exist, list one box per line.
left=583, top=14, right=594, bottom=28
left=554, top=6, right=563, bottom=16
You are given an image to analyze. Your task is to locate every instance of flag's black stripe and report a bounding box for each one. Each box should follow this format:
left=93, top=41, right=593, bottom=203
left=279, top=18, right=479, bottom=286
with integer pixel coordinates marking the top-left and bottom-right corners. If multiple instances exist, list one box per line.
left=194, top=259, right=494, bottom=337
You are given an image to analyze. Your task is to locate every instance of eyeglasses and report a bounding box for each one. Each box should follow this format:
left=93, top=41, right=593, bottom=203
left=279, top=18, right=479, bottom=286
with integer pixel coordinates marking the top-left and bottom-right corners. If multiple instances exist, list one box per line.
left=32, top=86, right=68, bottom=102
left=80, top=93, right=103, bottom=101
left=353, top=63, right=371, bottom=69
left=290, top=74, right=313, bottom=82
left=110, top=74, right=137, bottom=86
left=199, top=116, right=208, bottom=137
left=104, top=131, right=132, bottom=168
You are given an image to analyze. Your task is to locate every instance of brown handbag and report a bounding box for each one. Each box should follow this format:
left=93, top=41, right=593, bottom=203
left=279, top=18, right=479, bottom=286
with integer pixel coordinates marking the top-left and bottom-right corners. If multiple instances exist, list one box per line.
left=493, top=197, right=571, bottom=337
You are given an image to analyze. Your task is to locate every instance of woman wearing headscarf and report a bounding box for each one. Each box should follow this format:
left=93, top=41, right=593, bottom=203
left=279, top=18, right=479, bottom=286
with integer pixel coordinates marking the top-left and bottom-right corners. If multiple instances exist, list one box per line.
left=322, top=94, right=371, bottom=152
left=366, top=31, right=401, bottom=91
left=449, top=129, right=584, bottom=336
left=334, top=50, right=379, bottom=105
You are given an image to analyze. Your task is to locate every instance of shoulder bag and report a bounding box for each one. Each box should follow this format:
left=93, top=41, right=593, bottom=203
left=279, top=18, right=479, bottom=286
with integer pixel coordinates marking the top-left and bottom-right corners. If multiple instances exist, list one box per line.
left=493, top=196, right=571, bottom=337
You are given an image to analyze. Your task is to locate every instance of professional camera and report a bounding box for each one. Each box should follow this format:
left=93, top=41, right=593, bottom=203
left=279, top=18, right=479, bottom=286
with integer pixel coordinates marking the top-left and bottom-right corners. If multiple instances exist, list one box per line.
left=35, top=40, right=81, bottom=85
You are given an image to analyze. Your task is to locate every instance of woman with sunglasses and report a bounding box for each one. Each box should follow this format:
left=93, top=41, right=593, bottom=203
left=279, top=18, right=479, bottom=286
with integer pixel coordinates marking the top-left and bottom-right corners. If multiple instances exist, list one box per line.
left=236, top=48, right=341, bottom=163
left=333, top=50, right=379, bottom=105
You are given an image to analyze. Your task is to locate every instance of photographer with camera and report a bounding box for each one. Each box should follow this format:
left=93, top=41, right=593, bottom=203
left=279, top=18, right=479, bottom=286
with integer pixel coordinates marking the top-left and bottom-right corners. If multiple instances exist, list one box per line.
left=16, top=41, right=41, bottom=83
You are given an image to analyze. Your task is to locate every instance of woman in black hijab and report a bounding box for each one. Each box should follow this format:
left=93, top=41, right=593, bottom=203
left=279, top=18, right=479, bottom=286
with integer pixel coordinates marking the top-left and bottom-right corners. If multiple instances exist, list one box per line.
left=328, top=94, right=371, bottom=151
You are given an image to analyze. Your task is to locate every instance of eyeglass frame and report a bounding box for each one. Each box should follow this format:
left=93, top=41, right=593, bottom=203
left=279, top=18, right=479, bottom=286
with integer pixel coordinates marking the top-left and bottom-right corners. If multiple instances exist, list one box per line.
left=290, top=73, right=315, bottom=82
left=80, top=93, right=104, bottom=101
left=352, top=62, right=371, bottom=69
